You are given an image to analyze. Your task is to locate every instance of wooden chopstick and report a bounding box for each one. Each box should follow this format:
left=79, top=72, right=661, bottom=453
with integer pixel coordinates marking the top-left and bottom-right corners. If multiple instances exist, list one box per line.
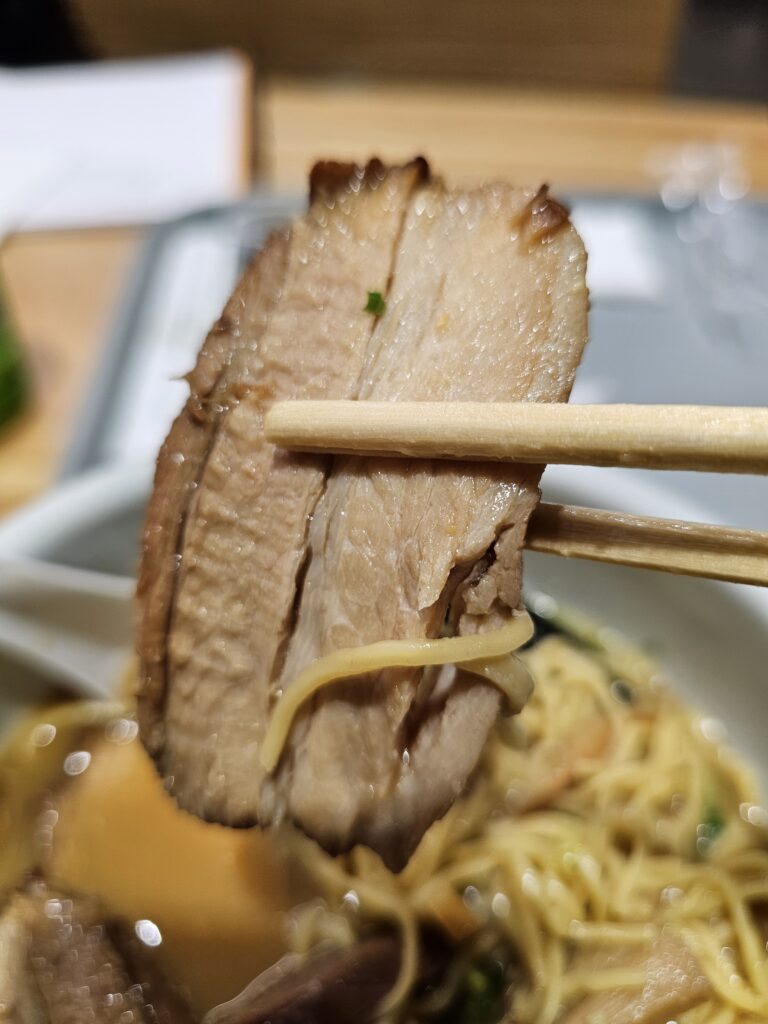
left=265, top=400, right=768, bottom=586
left=528, top=503, right=768, bottom=587
left=265, top=401, right=768, bottom=474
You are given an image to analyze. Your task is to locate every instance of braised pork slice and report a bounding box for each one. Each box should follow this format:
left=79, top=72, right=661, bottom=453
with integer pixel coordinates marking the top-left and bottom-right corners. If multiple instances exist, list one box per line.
left=0, top=880, right=194, bottom=1023
left=204, top=933, right=448, bottom=1024
left=562, top=935, right=711, bottom=1024
left=275, top=182, right=588, bottom=868
left=140, top=160, right=428, bottom=824
left=138, top=228, right=290, bottom=758
left=137, top=160, right=588, bottom=869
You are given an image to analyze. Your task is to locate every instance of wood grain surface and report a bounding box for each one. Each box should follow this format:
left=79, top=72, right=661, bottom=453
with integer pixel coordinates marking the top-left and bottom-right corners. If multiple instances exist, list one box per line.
left=0, top=230, right=139, bottom=515
left=527, top=502, right=768, bottom=588
left=262, top=79, right=768, bottom=194
left=72, top=0, right=683, bottom=92
left=264, top=401, right=768, bottom=475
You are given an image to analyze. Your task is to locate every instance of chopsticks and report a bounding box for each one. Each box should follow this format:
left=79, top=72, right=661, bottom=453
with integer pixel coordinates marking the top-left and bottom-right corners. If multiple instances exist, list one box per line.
left=526, top=503, right=768, bottom=587
left=264, top=400, right=768, bottom=587
left=265, top=401, right=768, bottom=474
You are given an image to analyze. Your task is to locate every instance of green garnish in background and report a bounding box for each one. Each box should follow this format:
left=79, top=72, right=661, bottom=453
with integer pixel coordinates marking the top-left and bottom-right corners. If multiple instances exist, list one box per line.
left=0, top=288, right=27, bottom=431
left=696, top=802, right=726, bottom=858
left=364, top=290, right=387, bottom=317
left=443, top=956, right=508, bottom=1024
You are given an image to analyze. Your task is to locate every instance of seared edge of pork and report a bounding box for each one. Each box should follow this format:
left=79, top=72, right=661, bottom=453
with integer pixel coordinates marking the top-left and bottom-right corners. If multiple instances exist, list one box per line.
left=137, top=228, right=291, bottom=758
left=138, top=159, right=430, bottom=827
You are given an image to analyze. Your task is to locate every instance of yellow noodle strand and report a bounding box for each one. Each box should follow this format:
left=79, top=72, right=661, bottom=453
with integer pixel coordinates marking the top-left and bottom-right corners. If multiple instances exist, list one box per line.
left=260, top=612, right=534, bottom=771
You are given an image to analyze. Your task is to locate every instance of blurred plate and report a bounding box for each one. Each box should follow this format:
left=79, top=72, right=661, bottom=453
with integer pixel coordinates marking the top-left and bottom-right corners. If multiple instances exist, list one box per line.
left=0, top=461, right=767, bottom=790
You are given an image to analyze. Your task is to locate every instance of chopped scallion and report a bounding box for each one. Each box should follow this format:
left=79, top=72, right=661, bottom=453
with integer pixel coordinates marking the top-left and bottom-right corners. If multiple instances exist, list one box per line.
left=364, top=291, right=386, bottom=317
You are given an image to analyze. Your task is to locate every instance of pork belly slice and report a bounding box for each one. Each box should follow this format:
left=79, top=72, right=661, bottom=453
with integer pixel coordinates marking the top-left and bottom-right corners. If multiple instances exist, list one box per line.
left=139, top=160, right=428, bottom=824
left=138, top=228, right=290, bottom=758
left=204, top=932, right=449, bottom=1024
left=137, top=161, right=588, bottom=870
left=562, top=935, right=711, bottom=1024
left=276, top=182, right=588, bottom=869
left=0, top=880, right=193, bottom=1024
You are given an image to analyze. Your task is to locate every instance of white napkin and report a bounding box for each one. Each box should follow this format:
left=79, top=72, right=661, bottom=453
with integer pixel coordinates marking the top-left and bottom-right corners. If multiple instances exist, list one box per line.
left=0, top=52, right=249, bottom=233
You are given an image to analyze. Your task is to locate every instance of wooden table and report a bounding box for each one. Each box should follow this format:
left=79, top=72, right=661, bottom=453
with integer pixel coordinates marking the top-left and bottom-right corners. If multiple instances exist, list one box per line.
left=2, top=79, right=767, bottom=517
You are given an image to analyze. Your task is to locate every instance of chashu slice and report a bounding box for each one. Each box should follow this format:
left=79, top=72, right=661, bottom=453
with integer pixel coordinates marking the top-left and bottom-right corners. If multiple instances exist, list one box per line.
left=137, top=161, right=588, bottom=870
left=0, top=880, right=193, bottom=1023
left=275, top=182, right=589, bottom=869
left=138, top=227, right=290, bottom=758
left=139, top=160, right=429, bottom=824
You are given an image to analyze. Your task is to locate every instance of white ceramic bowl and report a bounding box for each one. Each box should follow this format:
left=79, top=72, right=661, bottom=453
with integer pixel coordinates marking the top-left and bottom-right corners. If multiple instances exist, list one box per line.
left=1, top=462, right=767, bottom=791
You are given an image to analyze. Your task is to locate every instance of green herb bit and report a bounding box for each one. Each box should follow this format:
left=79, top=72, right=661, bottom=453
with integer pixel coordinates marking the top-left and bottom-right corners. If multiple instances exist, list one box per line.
left=444, top=956, right=508, bottom=1024
left=696, top=803, right=726, bottom=857
left=364, top=290, right=386, bottom=317
left=0, top=316, right=28, bottom=431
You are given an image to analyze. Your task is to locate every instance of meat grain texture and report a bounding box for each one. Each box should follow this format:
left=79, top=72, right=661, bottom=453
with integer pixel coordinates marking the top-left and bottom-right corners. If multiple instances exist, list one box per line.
left=0, top=880, right=193, bottom=1023
left=137, top=159, right=589, bottom=870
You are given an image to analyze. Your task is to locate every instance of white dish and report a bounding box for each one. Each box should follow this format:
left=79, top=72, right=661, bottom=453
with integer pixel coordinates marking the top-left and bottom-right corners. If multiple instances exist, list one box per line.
left=1, top=461, right=767, bottom=793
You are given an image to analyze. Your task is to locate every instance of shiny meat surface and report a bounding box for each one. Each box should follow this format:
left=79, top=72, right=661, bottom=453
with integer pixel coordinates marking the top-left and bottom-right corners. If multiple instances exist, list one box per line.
left=277, top=183, right=588, bottom=867
left=138, top=228, right=290, bottom=758
left=137, top=161, right=588, bottom=868
left=142, top=161, right=427, bottom=823
left=562, top=934, right=711, bottom=1024
left=0, top=881, right=193, bottom=1024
